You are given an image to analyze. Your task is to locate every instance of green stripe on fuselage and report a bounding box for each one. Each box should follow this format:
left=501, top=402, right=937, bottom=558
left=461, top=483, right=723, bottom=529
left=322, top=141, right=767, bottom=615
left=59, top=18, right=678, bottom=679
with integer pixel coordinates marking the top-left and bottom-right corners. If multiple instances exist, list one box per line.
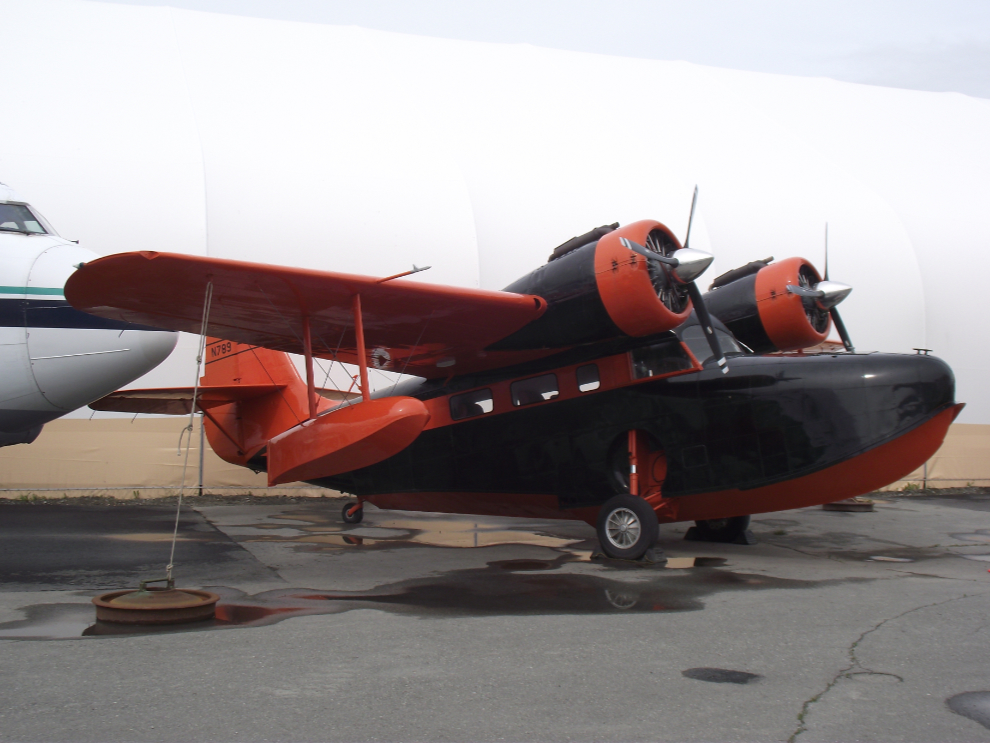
left=0, top=287, right=64, bottom=296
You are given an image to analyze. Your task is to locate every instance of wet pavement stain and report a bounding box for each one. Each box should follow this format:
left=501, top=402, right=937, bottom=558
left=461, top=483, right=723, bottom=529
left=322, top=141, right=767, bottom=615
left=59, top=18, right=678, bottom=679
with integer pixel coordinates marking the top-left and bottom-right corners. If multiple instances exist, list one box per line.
left=248, top=509, right=584, bottom=551
left=682, top=667, right=761, bottom=684
left=947, top=691, right=990, bottom=730
left=949, top=529, right=990, bottom=544
left=0, top=560, right=870, bottom=641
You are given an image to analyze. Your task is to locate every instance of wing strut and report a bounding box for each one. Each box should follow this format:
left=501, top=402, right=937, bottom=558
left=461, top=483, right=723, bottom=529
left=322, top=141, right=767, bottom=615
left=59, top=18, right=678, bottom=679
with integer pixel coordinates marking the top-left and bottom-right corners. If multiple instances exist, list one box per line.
left=302, top=315, right=318, bottom=420
left=353, top=294, right=371, bottom=403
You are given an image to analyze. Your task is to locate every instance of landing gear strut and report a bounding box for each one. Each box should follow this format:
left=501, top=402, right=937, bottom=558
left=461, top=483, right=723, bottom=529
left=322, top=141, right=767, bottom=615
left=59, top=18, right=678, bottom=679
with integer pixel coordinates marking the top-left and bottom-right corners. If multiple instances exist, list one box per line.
left=341, top=501, right=364, bottom=524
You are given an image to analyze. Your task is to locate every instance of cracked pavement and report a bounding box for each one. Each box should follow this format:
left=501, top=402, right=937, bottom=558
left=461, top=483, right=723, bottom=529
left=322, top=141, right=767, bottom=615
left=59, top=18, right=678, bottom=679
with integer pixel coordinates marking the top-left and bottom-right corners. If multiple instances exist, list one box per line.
left=1, top=492, right=989, bottom=742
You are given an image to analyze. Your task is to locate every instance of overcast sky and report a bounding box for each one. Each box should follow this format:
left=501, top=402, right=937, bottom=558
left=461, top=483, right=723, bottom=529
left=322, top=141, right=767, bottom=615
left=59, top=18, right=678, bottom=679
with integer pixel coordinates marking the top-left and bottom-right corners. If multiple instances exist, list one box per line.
left=96, top=0, right=990, bottom=99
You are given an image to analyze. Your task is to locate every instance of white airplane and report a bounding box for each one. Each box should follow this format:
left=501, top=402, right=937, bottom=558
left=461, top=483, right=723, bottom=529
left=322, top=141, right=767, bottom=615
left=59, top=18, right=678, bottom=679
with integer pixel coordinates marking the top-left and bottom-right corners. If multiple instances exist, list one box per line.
left=0, top=182, right=176, bottom=446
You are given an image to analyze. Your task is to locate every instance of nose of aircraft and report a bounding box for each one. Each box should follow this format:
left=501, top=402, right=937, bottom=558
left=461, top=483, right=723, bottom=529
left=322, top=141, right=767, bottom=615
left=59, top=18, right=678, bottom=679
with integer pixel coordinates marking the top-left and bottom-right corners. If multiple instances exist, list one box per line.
left=30, top=329, right=178, bottom=412
left=25, top=242, right=179, bottom=412
left=857, top=352, right=956, bottom=432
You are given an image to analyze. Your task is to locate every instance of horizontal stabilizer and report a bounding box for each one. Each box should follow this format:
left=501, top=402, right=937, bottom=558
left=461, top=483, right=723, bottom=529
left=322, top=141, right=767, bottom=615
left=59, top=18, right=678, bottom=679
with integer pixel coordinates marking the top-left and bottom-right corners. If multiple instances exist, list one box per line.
left=90, top=385, right=356, bottom=416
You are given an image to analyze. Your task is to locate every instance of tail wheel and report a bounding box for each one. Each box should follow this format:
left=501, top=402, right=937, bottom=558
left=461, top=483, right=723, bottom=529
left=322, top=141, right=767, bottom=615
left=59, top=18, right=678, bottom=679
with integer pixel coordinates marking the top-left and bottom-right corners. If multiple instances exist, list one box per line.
left=341, top=502, right=364, bottom=524
left=596, top=494, right=659, bottom=560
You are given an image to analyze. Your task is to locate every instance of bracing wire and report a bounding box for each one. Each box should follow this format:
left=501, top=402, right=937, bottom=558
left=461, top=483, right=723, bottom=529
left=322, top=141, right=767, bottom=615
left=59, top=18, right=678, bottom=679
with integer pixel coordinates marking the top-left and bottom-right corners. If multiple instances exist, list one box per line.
left=166, top=280, right=214, bottom=582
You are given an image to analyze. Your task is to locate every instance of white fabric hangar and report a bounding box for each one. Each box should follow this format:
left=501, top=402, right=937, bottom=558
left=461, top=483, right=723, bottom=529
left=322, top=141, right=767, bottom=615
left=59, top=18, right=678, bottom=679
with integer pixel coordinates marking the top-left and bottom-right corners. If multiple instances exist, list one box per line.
left=2, top=0, right=988, bottom=451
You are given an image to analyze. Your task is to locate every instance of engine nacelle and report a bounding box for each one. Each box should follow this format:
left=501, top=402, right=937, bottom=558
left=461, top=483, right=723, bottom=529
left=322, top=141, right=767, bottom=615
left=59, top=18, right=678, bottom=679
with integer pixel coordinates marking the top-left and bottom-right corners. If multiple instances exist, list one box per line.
left=492, top=220, right=694, bottom=350
left=703, top=257, right=830, bottom=353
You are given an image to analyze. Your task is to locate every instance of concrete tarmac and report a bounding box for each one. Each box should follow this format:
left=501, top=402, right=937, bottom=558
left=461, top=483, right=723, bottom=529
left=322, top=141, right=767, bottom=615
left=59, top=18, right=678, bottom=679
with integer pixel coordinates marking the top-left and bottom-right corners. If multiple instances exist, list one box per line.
left=1, top=493, right=989, bottom=742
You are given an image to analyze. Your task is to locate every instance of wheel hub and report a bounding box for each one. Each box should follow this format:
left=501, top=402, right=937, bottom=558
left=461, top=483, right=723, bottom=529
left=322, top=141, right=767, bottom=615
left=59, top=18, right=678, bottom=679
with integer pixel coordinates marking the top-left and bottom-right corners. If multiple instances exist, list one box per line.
left=605, top=507, right=642, bottom=549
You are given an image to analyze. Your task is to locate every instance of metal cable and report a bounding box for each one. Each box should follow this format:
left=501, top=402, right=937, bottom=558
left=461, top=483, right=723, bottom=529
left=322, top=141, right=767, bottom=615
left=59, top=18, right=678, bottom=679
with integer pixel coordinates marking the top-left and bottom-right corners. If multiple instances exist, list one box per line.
left=166, top=281, right=214, bottom=582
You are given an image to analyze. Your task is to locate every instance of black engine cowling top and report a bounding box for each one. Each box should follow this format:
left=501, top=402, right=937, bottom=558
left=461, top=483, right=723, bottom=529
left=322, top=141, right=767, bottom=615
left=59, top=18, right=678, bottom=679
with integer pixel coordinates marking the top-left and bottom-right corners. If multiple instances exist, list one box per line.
left=492, top=220, right=694, bottom=351
left=701, top=257, right=831, bottom=354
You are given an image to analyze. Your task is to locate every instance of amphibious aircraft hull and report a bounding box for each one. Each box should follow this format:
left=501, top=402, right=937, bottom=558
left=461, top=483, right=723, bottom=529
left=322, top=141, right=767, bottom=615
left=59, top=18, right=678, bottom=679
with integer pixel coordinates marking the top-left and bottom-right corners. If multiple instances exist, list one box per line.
left=301, top=350, right=957, bottom=525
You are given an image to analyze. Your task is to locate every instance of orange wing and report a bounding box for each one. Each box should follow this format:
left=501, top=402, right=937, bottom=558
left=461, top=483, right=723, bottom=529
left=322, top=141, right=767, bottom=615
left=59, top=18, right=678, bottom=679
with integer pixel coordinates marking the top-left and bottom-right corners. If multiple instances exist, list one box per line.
left=65, top=252, right=549, bottom=378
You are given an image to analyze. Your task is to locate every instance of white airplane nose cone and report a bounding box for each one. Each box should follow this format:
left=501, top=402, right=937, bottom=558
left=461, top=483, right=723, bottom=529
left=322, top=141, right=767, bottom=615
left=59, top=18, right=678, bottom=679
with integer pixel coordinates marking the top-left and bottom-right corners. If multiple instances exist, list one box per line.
left=133, top=329, right=178, bottom=369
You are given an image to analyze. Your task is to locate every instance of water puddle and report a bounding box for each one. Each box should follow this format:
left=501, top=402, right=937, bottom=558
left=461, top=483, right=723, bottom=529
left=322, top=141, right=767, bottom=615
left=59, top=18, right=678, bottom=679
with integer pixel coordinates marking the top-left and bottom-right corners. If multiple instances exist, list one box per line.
left=244, top=510, right=582, bottom=551
left=0, top=557, right=853, bottom=641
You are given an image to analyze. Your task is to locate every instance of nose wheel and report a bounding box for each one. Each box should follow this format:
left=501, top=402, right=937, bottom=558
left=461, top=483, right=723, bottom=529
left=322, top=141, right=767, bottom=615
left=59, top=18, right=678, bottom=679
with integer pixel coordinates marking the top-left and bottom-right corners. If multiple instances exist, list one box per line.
left=596, top=494, right=659, bottom=560
left=342, top=502, right=364, bottom=524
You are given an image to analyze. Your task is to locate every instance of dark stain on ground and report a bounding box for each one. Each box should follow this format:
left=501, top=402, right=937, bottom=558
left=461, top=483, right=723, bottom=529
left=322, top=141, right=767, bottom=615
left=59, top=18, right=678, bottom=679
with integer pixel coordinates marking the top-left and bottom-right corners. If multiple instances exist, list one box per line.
left=948, top=529, right=990, bottom=544
left=682, top=667, right=761, bottom=684
left=946, top=691, right=990, bottom=730
left=0, top=559, right=871, bottom=641
left=759, top=528, right=950, bottom=563
left=0, top=505, right=278, bottom=589
left=914, top=494, right=990, bottom=513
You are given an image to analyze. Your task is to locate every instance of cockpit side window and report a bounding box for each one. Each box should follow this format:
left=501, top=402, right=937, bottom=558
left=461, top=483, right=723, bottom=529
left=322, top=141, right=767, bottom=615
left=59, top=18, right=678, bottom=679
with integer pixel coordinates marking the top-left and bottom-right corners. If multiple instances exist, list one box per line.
left=0, top=203, right=48, bottom=235
left=678, top=325, right=744, bottom=364
left=631, top=340, right=694, bottom=379
left=511, top=373, right=559, bottom=406
left=450, top=389, right=494, bottom=420
left=576, top=364, right=600, bottom=392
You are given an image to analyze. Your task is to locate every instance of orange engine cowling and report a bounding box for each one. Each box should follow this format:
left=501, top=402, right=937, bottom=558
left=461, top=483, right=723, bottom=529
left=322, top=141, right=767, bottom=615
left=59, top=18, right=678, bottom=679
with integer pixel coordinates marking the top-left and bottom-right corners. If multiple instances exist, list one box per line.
left=703, top=257, right=830, bottom=353
left=492, top=220, right=694, bottom=350
left=593, top=221, right=695, bottom=337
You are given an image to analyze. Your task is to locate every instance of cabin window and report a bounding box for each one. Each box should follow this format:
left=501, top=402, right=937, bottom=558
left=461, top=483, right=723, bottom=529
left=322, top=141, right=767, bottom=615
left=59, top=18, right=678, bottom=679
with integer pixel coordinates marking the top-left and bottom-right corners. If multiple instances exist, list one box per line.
left=511, top=373, right=559, bottom=406
left=450, top=388, right=494, bottom=420
left=576, top=364, right=600, bottom=392
left=631, top=340, right=694, bottom=379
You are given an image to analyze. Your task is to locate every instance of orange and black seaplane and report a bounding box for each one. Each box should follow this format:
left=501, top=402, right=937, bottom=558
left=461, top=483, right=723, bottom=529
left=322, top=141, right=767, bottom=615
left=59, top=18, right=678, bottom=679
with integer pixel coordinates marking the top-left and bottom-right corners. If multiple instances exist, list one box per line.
left=64, top=202, right=960, bottom=560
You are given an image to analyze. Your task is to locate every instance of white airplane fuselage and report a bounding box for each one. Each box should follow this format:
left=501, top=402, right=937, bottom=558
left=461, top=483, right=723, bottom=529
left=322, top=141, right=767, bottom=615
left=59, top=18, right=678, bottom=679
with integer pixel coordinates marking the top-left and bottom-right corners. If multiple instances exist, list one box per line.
left=0, top=200, right=176, bottom=445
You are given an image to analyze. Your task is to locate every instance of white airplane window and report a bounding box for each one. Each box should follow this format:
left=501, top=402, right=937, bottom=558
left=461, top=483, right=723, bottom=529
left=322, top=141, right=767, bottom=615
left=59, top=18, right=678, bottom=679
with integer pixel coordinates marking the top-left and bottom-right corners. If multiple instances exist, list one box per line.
left=450, top=388, right=494, bottom=420
left=0, top=203, right=48, bottom=234
left=511, top=373, right=559, bottom=406
left=576, top=364, right=600, bottom=392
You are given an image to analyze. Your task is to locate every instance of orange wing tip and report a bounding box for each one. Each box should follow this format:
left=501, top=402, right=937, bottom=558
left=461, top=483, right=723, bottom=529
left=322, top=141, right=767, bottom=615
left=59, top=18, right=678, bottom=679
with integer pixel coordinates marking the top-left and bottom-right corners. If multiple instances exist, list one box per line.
left=267, top=396, right=430, bottom=485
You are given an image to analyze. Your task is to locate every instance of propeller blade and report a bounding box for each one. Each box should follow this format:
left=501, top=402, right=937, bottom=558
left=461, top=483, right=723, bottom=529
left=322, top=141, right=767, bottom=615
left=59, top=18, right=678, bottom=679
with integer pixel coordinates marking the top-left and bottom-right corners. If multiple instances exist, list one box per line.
left=683, top=185, right=699, bottom=250
left=686, top=281, right=728, bottom=374
left=822, top=222, right=854, bottom=351
left=830, top=307, right=855, bottom=353
left=824, top=223, right=829, bottom=281
left=619, top=236, right=678, bottom=266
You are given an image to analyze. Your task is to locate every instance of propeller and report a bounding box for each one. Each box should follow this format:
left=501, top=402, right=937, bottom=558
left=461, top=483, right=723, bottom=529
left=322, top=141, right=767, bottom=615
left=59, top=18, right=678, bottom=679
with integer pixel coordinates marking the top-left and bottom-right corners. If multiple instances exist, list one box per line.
left=785, top=223, right=855, bottom=352
left=619, top=186, right=729, bottom=374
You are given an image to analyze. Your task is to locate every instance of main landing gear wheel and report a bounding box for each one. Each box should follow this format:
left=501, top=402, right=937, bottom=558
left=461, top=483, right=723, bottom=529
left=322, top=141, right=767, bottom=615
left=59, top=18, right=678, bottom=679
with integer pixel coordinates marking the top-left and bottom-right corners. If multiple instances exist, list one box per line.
left=684, top=515, right=754, bottom=544
left=596, top=494, right=659, bottom=560
left=341, top=502, right=364, bottom=524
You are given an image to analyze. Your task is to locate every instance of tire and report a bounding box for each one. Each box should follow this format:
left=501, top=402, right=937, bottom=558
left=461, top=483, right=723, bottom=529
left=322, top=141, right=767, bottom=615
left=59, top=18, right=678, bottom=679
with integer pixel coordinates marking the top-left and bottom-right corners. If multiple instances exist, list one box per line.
left=693, top=515, right=750, bottom=542
left=341, top=502, right=364, bottom=524
left=596, top=494, right=659, bottom=560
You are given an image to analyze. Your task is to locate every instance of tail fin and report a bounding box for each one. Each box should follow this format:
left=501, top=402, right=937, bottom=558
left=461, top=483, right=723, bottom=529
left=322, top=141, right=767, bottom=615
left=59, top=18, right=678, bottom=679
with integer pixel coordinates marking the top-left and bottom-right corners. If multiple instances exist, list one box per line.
left=202, top=339, right=313, bottom=464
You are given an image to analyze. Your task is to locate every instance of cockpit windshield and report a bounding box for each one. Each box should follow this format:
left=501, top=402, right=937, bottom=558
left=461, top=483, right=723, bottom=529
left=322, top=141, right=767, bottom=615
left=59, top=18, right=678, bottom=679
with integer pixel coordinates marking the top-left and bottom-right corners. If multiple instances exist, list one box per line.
left=678, top=324, right=746, bottom=364
left=0, top=203, right=48, bottom=235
